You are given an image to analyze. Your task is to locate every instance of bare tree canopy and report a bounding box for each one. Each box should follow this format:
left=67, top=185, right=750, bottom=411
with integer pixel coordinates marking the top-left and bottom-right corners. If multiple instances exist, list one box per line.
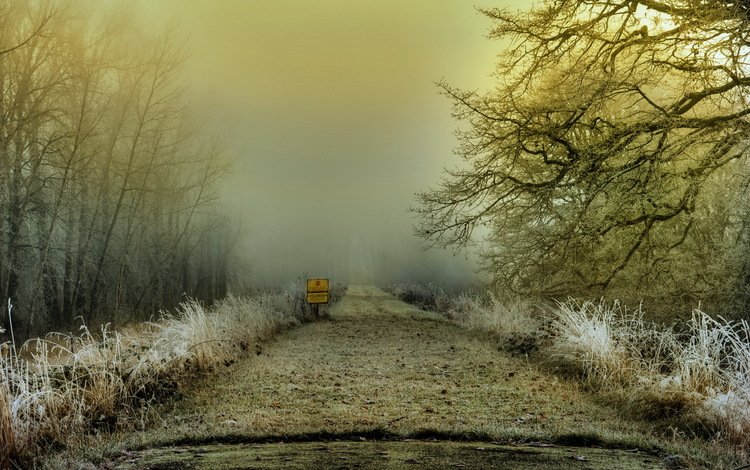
left=417, top=0, right=750, bottom=300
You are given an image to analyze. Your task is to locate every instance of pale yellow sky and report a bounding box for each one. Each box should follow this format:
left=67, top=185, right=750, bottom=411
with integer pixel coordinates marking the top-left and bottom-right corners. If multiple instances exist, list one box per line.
left=136, top=0, right=527, bottom=285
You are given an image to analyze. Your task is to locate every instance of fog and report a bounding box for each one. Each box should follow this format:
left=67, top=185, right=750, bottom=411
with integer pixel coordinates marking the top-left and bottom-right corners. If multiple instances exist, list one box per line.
left=138, top=0, right=524, bottom=287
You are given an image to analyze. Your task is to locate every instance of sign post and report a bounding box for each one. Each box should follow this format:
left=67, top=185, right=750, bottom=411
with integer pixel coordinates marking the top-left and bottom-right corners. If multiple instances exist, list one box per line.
left=306, top=278, right=329, bottom=317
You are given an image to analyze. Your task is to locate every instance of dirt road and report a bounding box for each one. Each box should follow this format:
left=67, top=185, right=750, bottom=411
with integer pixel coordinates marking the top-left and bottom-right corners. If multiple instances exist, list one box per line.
left=105, top=286, right=667, bottom=469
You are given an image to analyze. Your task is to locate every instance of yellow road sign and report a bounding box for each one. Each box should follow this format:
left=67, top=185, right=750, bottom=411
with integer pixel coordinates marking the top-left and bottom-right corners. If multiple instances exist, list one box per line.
left=306, top=278, right=329, bottom=304
left=306, top=278, right=329, bottom=293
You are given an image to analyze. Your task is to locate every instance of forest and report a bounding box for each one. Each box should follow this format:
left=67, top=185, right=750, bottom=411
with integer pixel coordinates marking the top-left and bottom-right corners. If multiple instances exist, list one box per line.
left=0, top=2, right=231, bottom=338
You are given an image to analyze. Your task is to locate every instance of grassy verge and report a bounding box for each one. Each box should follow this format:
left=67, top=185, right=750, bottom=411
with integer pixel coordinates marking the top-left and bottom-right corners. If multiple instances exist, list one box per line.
left=388, top=284, right=750, bottom=467
left=552, top=300, right=750, bottom=448
left=0, top=282, right=345, bottom=468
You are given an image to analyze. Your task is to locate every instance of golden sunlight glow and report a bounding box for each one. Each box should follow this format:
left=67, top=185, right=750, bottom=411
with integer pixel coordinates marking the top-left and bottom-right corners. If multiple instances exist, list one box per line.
left=132, top=0, right=527, bottom=283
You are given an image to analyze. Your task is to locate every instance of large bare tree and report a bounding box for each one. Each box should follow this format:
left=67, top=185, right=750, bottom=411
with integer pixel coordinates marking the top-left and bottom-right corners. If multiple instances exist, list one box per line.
left=417, top=0, right=750, bottom=305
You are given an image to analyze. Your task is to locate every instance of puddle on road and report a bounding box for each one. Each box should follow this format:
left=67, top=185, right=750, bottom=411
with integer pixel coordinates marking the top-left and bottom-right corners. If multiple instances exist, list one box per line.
left=110, top=440, right=666, bottom=469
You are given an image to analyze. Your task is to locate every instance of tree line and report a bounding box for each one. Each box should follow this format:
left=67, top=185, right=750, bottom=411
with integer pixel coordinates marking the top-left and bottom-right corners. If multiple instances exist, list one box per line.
left=0, top=1, right=232, bottom=337
left=417, top=0, right=750, bottom=317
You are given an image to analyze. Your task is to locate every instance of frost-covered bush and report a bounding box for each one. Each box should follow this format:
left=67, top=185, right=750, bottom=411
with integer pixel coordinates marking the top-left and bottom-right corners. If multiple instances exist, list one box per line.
left=553, top=299, right=750, bottom=444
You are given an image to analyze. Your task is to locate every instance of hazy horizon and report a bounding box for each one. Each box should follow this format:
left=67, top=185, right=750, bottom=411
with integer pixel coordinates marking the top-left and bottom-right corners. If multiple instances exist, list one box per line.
left=137, top=0, right=526, bottom=287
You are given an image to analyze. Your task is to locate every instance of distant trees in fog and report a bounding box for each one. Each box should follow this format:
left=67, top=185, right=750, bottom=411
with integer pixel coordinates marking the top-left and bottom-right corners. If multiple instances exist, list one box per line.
left=0, top=2, right=231, bottom=336
left=417, top=0, right=750, bottom=314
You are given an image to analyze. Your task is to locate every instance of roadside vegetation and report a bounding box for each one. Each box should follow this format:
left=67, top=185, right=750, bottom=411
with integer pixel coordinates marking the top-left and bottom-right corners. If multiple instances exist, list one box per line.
left=0, top=282, right=344, bottom=468
left=552, top=300, right=750, bottom=445
left=389, top=283, right=750, bottom=467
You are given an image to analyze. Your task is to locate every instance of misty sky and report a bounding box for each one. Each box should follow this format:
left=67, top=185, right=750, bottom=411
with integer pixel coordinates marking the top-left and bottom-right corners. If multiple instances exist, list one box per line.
left=138, top=1, right=526, bottom=286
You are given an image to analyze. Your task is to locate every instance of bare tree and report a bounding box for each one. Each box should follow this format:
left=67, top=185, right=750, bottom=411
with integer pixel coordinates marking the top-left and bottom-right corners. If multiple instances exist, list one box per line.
left=417, top=0, right=750, bottom=305
left=0, top=2, right=235, bottom=336
left=0, top=2, right=65, bottom=334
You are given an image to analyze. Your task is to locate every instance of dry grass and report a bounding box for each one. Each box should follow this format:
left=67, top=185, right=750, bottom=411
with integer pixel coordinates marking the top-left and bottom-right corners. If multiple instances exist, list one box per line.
left=551, top=300, right=658, bottom=383
left=552, top=299, right=750, bottom=449
left=0, top=289, right=308, bottom=467
left=0, top=378, right=13, bottom=468
left=388, top=284, right=546, bottom=356
left=448, top=294, right=537, bottom=336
